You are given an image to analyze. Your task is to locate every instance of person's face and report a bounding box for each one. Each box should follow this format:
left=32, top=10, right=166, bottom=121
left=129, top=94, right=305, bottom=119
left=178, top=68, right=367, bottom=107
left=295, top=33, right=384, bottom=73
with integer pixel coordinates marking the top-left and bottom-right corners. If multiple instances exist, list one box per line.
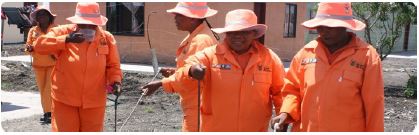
left=316, top=26, right=348, bottom=47
left=35, top=10, right=51, bottom=25
left=77, top=24, right=97, bottom=30
left=225, top=30, right=257, bottom=54
left=174, top=13, right=195, bottom=31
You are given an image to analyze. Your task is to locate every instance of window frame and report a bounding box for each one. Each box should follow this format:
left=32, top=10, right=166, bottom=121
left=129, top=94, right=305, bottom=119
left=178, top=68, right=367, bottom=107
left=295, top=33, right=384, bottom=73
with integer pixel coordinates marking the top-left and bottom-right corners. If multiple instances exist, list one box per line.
left=283, top=3, right=297, bottom=38
left=106, top=2, right=145, bottom=36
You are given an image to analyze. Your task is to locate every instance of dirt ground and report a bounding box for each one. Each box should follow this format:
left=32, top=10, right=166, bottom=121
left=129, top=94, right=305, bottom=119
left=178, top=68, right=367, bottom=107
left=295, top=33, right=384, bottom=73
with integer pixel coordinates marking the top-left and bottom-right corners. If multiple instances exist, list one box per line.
left=1, top=44, right=417, bottom=132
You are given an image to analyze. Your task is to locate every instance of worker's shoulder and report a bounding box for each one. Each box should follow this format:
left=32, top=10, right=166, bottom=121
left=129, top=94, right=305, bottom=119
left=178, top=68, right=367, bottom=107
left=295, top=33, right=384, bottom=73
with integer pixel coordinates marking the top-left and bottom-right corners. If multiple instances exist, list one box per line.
left=354, top=37, right=380, bottom=59
left=28, top=25, right=37, bottom=31
left=101, top=30, right=113, bottom=36
left=256, top=45, right=282, bottom=62
left=192, top=33, right=215, bottom=43
left=50, top=24, right=74, bottom=33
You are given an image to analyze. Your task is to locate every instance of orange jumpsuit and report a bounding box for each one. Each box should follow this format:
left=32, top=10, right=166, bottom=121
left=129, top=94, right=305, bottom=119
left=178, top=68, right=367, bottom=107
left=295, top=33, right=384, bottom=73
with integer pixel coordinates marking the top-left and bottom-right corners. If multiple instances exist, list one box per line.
left=280, top=33, right=384, bottom=131
left=173, top=40, right=285, bottom=131
left=26, top=25, right=57, bottom=113
left=34, top=24, right=122, bottom=131
left=161, top=23, right=217, bottom=131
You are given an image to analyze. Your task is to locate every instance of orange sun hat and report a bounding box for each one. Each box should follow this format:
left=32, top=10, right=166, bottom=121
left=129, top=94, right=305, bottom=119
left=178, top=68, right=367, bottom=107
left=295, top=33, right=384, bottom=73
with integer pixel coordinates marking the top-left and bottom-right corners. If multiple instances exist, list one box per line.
left=66, top=2, right=108, bottom=26
left=30, top=6, right=56, bottom=21
left=212, top=9, right=267, bottom=38
left=302, top=2, right=366, bottom=31
left=166, top=2, right=217, bottom=19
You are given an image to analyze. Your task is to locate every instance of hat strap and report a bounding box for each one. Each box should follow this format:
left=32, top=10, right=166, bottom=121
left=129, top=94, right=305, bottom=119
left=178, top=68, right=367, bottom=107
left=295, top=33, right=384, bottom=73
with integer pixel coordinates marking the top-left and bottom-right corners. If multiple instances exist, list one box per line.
left=315, top=13, right=353, bottom=20
left=75, top=11, right=100, bottom=18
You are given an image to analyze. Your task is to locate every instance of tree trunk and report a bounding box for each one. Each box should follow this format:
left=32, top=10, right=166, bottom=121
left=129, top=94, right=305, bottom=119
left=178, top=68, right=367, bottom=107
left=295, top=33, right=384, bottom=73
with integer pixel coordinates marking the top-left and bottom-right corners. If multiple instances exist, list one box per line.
left=403, top=23, right=410, bottom=51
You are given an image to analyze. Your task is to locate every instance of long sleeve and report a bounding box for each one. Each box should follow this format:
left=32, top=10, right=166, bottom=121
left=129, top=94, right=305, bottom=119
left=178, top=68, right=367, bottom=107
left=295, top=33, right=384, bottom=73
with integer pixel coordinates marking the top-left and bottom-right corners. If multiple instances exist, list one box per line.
left=269, top=50, right=286, bottom=115
left=163, top=48, right=212, bottom=94
left=104, top=31, right=122, bottom=84
left=162, top=36, right=215, bottom=93
left=25, top=27, right=35, bottom=55
left=33, top=26, right=68, bottom=55
left=362, top=53, right=384, bottom=131
left=280, top=54, right=303, bottom=122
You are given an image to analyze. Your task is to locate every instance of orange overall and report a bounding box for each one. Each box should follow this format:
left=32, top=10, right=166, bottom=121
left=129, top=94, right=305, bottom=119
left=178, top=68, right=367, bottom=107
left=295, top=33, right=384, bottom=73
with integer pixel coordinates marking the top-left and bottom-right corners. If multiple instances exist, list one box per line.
left=34, top=24, right=122, bottom=131
left=280, top=33, right=384, bottom=131
left=26, top=25, right=57, bottom=113
left=161, top=23, right=217, bottom=131
left=173, top=40, right=285, bottom=131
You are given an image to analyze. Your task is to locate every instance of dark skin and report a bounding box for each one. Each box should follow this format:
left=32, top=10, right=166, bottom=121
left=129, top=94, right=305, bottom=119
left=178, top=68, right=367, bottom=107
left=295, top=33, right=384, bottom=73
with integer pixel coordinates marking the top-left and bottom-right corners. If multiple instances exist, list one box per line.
left=142, top=30, right=258, bottom=96
left=141, top=14, right=205, bottom=96
left=189, top=30, right=257, bottom=80
left=159, top=13, right=205, bottom=77
left=269, top=27, right=351, bottom=132
left=65, top=24, right=97, bottom=43
left=316, top=26, right=351, bottom=53
left=35, top=10, right=53, bottom=33
left=24, top=10, right=53, bottom=52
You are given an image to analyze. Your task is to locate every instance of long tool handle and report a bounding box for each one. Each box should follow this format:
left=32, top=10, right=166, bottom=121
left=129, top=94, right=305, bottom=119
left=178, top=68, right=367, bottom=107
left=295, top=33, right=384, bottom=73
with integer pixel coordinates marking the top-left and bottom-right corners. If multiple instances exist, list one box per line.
left=197, top=80, right=201, bottom=132
left=114, top=95, right=119, bottom=132
left=151, top=48, right=159, bottom=75
left=119, top=71, right=160, bottom=132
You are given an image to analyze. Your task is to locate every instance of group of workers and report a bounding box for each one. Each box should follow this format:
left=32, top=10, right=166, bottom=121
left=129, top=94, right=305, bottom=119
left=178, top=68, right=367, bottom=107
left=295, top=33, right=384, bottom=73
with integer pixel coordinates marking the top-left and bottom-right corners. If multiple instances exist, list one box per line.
left=24, top=2, right=384, bottom=132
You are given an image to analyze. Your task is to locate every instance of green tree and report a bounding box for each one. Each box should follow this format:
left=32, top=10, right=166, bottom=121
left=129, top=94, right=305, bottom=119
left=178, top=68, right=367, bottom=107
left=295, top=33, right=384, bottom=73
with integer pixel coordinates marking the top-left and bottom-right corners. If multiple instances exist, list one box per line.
left=352, top=2, right=416, bottom=60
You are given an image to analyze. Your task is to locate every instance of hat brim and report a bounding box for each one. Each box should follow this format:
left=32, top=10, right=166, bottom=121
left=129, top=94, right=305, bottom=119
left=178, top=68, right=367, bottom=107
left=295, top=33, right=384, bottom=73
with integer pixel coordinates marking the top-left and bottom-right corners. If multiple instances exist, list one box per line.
left=30, top=9, right=56, bottom=21
left=166, top=8, right=217, bottom=19
left=66, top=15, right=108, bottom=26
left=212, top=24, right=267, bottom=38
left=302, top=18, right=366, bottom=31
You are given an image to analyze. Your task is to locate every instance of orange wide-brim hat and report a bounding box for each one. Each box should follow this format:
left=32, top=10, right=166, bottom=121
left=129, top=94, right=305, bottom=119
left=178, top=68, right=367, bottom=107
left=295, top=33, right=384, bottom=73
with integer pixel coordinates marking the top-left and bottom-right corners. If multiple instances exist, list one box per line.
left=66, top=2, right=108, bottom=26
left=30, top=6, right=56, bottom=21
left=302, top=2, right=366, bottom=31
left=212, top=9, right=267, bottom=38
left=166, top=2, right=217, bottom=19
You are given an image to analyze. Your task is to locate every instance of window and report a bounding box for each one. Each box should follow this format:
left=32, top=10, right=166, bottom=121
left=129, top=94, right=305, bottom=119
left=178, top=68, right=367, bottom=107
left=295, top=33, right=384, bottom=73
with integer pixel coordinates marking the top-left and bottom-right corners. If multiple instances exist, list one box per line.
left=106, top=2, right=144, bottom=36
left=283, top=4, right=297, bottom=38
left=308, top=9, right=318, bottom=34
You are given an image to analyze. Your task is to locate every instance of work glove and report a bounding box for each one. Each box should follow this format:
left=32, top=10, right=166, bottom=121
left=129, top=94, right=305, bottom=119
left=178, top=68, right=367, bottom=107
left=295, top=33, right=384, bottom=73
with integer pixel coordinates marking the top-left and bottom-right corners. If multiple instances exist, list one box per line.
left=111, top=82, right=122, bottom=96
left=65, top=32, right=85, bottom=43
left=270, top=113, right=289, bottom=132
left=141, top=81, right=162, bottom=96
left=189, top=64, right=206, bottom=80
left=160, top=67, right=176, bottom=78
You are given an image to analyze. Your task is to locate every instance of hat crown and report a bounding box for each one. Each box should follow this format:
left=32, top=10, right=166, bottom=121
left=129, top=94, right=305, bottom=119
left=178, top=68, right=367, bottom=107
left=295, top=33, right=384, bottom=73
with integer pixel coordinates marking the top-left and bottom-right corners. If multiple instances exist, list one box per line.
left=225, top=9, right=257, bottom=27
left=75, top=2, right=100, bottom=16
left=177, top=2, right=209, bottom=9
left=316, top=2, right=353, bottom=17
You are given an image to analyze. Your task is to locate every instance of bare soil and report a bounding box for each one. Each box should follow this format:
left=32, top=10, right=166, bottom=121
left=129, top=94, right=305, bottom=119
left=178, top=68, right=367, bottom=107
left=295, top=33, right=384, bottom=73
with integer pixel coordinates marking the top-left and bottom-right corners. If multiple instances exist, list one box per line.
left=1, top=45, right=417, bottom=132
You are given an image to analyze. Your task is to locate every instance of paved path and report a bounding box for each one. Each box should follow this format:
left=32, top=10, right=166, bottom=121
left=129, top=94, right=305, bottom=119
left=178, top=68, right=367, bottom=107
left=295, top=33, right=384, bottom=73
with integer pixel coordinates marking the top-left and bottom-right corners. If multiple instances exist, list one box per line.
left=1, top=91, right=43, bottom=121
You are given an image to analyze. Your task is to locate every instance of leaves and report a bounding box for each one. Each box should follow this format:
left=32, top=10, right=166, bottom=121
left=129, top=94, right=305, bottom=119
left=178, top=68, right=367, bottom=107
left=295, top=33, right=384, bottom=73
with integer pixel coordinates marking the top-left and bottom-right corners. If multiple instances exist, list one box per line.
left=352, top=2, right=416, bottom=60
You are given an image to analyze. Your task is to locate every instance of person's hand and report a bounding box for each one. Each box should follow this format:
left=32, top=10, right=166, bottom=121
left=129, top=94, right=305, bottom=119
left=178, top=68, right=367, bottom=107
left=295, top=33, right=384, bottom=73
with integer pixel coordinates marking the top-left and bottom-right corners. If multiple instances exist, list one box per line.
left=65, top=32, right=85, bottom=43
left=189, top=64, right=206, bottom=80
left=112, top=82, right=122, bottom=96
left=270, top=113, right=289, bottom=132
left=21, top=45, right=34, bottom=52
left=141, top=81, right=162, bottom=96
left=160, top=67, right=176, bottom=78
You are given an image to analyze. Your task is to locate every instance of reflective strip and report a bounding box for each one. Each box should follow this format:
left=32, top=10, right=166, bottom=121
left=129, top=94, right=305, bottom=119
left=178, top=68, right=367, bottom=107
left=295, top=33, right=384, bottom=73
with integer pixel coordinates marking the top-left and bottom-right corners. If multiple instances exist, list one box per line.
left=75, top=12, right=100, bottom=18
left=177, top=4, right=208, bottom=10
left=315, top=13, right=353, bottom=20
